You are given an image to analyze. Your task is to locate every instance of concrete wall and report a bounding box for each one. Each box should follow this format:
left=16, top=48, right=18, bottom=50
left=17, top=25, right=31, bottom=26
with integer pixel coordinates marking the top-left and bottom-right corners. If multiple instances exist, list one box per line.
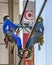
left=0, top=0, right=19, bottom=65
left=0, top=44, right=9, bottom=64
left=0, top=0, right=9, bottom=64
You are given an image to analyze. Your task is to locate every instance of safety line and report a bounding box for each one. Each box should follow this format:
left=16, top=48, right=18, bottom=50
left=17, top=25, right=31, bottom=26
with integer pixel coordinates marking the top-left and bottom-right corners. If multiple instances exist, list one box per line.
left=20, top=0, right=29, bottom=24
left=18, top=0, right=29, bottom=65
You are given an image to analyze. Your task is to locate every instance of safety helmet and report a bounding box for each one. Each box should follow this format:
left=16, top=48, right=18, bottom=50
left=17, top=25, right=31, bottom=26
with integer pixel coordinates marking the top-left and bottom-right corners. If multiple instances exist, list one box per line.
left=3, top=15, right=9, bottom=21
left=38, top=16, right=43, bottom=22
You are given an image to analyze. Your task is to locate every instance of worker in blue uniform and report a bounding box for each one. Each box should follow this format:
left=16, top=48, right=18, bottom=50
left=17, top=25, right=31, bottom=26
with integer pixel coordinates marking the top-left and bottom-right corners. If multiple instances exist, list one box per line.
left=28, top=17, right=44, bottom=48
left=26, top=17, right=44, bottom=58
left=3, top=15, right=24, bottom=57
left=3, top=15, right=32, bottom=58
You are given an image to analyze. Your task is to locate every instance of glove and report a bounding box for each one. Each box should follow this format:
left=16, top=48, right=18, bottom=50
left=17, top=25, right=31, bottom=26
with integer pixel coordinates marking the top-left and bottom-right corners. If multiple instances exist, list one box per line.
left=17, top=24, right=22, bottom=28
left=26, top=26, right=32, bottom=29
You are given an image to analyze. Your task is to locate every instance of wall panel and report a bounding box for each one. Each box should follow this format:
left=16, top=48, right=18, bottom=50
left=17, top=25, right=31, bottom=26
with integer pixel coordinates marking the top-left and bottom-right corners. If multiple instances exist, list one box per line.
left=0, top=44, right=9, bottom=64
left=13, top=4, right=19, bottom=24
left=13, top=0, right=19, bottom=3
left=0, top=0, right=8, bottom=2
left=0, top=3, right=8, bottom=23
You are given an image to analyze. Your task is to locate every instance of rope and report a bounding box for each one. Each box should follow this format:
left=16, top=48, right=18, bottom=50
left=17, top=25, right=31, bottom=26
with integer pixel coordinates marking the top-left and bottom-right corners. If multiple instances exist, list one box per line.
left=18, top=0, right=29, bottom=65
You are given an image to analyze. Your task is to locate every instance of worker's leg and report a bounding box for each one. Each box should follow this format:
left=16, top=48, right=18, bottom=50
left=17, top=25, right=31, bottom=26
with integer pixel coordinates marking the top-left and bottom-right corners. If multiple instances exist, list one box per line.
left=9, top=32, right=22, bottom=47
left=25, top=33, right=40, bottom=58
left=28, top=33, right=42, bottom=48
left=9, top=32, right=23, bottom=56
left=26, top=33, right=40, bottom=49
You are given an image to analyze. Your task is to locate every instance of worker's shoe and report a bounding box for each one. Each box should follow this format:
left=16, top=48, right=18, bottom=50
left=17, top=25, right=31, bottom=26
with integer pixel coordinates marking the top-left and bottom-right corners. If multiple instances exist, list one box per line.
left=18, top=52, right=23, bottom=58
left=25, top=48, right=32, bottom=59
left=18, top=47, right=24, bottom=58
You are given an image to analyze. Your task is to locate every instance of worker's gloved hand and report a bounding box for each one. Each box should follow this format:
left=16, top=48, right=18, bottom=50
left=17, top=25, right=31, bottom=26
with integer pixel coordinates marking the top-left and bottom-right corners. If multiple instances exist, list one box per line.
left=17, top=24, right=23, bottom=28
left=29, top=26, right=32, bottom=29
left=17, top=24, right=32, bottom=29
left=25, top=25, right=32, bottom=29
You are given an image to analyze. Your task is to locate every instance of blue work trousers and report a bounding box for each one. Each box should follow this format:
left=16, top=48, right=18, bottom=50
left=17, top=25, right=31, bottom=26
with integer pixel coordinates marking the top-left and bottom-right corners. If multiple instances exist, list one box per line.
left=9, top=32, right=22, bottom=47
left=27, top=33, right=42, bottom=48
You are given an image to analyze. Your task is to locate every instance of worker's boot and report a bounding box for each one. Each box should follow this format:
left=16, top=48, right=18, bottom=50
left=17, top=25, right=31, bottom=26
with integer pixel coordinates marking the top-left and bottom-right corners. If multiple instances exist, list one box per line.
left=18, top=46, right=24, bottom=58
left=25, top=47, right=32, bottom=59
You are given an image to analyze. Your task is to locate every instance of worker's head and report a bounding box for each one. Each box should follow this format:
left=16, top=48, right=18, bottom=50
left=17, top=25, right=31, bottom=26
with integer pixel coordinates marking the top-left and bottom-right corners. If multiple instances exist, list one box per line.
left=3, top=15, right=9, bottom=21
left=38, top=16, right=43, bottom=22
